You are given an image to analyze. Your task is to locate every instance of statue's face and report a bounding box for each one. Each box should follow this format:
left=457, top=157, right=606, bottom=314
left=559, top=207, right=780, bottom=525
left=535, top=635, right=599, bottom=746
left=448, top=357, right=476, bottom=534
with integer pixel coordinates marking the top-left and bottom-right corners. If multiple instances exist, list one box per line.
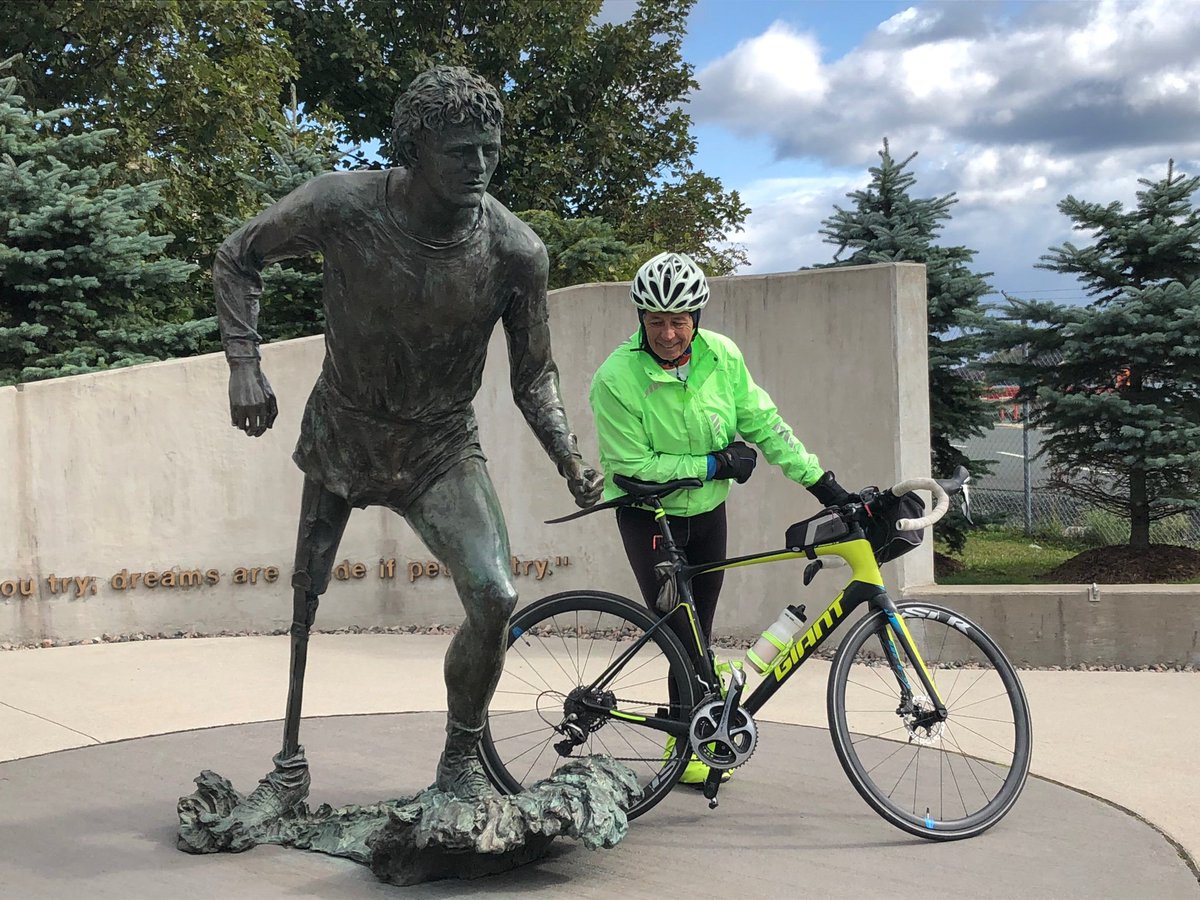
left=410, top=121, right=501, bottom=210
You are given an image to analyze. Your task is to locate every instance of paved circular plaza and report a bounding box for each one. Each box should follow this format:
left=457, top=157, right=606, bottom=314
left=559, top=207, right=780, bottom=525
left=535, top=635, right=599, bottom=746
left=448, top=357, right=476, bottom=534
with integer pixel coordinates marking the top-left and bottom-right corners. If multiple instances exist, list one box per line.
left=0, top=712, right=1194, bottom=899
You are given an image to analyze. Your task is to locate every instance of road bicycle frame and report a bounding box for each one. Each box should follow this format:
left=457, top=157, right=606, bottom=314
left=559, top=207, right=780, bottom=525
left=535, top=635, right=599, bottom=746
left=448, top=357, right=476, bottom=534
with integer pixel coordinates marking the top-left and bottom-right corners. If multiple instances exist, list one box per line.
left=492, top=467, right=1029, bottom=835
left=574, top=506, right=948, bottom=741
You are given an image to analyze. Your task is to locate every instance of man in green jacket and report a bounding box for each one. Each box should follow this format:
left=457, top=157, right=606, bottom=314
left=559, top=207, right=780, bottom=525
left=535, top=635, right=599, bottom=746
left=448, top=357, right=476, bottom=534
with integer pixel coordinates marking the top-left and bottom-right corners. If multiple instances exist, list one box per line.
left=589, top=251, right=852, bottom=784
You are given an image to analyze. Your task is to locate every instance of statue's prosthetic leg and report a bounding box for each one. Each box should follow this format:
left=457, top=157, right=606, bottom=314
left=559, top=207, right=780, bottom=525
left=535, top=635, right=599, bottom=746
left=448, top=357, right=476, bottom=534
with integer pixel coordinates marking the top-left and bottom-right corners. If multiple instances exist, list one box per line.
left=228, top=478, right=351, bottom=829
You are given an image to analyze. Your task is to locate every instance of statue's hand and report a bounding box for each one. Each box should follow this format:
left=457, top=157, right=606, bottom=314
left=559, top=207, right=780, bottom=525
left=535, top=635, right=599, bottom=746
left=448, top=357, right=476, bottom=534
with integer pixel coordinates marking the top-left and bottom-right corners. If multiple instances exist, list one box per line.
left=228, top=361, right=279, bottom=438
left=561, top=457, right=603, bottom=509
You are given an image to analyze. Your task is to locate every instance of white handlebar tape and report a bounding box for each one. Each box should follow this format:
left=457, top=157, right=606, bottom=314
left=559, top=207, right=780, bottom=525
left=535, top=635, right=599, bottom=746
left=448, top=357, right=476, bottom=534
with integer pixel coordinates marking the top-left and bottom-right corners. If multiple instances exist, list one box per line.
left=890, top=478, right=951, bottom=531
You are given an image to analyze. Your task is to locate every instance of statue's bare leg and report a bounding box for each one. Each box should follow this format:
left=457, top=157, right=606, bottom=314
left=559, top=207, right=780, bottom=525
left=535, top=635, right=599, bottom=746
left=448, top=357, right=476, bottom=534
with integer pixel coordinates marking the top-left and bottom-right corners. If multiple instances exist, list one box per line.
left=227, top=476, right=351, bottom=828
left=402, top=458, right=517, bottom=798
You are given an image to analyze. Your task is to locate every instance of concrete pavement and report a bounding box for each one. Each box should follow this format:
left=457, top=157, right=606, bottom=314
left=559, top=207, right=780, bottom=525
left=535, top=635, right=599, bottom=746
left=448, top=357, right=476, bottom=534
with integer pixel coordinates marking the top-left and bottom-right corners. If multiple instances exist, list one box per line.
left=2, top=712, right=1195, bottom=899
left=0, top=634, right=1197, bottom=894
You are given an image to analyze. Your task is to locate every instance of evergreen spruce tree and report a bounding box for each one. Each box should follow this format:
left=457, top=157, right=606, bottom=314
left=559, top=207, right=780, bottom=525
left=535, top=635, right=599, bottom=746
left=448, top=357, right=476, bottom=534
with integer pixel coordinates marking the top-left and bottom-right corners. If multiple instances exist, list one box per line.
left=221, top=89, right=343, bottom=343
left=0, top=56, right=198, bottom=385
left=820, top=140, right=992, bottom=550
left=988, top=162, right=1200, bottom=550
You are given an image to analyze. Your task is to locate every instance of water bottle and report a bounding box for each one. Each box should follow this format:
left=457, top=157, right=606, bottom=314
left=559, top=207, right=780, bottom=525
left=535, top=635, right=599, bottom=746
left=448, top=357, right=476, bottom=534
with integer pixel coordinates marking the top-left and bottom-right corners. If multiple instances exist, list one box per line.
left=746, top=604, right=806, bottom=674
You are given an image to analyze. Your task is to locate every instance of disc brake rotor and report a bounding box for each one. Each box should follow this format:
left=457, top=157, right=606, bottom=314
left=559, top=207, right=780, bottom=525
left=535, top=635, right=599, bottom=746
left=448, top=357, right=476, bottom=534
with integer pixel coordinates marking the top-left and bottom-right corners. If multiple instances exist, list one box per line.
left=903, top=694, right=945, bottom=746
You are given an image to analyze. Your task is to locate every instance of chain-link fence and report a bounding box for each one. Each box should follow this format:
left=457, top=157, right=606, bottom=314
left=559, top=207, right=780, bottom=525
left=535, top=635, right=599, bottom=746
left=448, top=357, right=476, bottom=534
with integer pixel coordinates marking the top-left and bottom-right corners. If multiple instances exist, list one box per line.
left=956, top=395, right=1200, bottom=548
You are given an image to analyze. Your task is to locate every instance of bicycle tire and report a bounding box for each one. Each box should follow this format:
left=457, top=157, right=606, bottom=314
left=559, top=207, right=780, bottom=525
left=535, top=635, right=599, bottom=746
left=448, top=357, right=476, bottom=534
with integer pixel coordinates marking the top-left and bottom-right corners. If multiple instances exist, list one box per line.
left=827, top=601, right=1032, bottom=840
left=480, top=590, right=699, bottom=820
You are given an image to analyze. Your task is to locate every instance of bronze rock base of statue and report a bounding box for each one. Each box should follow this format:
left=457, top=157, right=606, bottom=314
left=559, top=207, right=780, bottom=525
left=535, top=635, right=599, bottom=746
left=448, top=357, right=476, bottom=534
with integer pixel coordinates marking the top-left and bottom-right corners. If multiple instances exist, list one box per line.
left=177, top=753, right=639, bottom=886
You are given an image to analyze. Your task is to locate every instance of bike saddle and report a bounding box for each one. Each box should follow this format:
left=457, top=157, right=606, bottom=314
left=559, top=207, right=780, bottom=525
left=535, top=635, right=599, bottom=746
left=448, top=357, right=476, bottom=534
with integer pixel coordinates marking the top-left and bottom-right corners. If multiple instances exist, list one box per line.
left=544, top=474, right=705, bottom=525
left=612, top=473, right=704, bottom=499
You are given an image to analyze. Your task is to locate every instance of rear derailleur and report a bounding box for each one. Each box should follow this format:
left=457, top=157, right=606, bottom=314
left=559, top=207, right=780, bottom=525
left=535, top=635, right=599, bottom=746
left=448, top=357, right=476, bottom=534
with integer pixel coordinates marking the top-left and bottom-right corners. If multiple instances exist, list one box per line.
left=554, top=686, right=615, bottom=756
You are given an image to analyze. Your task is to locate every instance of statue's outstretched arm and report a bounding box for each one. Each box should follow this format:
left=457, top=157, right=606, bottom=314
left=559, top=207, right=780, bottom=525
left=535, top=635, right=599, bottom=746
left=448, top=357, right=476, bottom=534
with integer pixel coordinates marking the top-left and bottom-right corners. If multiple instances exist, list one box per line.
left=213, top=178, right=325, bottom=437
left=503, top=248, right=602, bottom=508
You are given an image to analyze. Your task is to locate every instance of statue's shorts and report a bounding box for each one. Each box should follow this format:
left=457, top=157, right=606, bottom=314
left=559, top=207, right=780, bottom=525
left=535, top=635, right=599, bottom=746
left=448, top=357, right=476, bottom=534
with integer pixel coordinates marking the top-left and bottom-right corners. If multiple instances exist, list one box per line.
left=292, top=376, right=485, bottom=513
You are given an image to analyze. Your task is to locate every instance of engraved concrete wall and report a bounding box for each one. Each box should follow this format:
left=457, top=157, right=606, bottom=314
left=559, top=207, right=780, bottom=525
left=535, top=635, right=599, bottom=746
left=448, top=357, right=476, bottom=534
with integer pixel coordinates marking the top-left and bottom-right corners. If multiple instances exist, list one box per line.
left=0, top=263, right=933, bottom=643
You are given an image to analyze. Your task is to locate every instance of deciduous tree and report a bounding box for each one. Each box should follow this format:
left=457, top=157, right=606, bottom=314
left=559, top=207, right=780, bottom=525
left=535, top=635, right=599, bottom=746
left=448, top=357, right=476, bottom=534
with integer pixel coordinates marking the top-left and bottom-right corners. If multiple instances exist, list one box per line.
left=272, top=0, right=747, bottom=272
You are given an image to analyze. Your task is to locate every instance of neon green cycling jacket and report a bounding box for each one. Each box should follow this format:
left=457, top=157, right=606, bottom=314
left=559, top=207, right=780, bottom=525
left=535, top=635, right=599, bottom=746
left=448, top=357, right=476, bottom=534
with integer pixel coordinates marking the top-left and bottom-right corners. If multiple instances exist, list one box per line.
left=589, top=329, right=825, bottom=517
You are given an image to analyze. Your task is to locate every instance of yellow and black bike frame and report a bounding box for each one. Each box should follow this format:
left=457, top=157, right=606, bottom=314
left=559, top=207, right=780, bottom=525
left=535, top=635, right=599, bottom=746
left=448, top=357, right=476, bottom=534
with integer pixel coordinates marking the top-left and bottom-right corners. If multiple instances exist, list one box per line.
left=580, top=511, right=948, bottom=739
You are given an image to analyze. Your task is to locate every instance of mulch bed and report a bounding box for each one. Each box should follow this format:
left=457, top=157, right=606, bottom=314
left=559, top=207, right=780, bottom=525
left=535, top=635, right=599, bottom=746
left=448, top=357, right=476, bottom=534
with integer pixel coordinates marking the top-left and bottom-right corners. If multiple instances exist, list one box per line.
left=934, top=551, right=966, bottom=577
left=1041, top=544, right=1200, bottom=584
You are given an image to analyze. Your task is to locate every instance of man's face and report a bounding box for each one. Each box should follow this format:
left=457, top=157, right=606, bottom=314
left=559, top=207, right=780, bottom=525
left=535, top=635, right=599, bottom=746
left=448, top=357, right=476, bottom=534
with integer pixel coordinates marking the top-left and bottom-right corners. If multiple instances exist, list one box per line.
left=410, top=121, right=501, bottom=210
left=643, top=312, right=695, bottom=360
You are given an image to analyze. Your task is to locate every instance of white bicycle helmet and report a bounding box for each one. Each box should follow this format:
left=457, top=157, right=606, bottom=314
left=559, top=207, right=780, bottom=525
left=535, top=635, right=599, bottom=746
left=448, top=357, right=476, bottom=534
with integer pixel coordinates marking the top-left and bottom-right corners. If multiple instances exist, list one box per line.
left=630, top=252, right=710, bottom=313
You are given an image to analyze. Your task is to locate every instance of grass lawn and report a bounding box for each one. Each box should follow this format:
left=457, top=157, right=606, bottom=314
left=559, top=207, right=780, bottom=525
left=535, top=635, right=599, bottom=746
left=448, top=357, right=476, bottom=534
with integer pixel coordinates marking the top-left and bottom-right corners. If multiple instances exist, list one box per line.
left=937, top=526, right=1200, bottom=584
left=935, top=528, right=1089, bottom=584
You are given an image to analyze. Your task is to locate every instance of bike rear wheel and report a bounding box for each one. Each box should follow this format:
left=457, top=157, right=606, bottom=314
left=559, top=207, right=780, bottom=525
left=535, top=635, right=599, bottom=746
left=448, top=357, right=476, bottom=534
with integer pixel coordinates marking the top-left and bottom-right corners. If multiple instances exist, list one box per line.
left=828, top=601, right=1032, bottom=840
left=480, top=590, right=699, bottom=820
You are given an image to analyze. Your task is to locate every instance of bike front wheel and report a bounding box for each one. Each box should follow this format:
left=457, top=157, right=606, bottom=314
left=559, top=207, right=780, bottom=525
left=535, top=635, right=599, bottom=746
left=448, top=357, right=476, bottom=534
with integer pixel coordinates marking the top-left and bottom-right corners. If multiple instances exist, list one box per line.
left=480, top=590, right=699, bottom=820
left=828, top=601, right=1032, bottom=840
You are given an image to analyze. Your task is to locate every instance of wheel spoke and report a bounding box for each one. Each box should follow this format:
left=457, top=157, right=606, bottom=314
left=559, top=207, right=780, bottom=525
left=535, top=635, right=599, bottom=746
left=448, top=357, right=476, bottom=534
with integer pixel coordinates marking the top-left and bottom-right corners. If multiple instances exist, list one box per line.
left=481, top=593, right=695, bottom=821
left=831, top=604, right=1030, bottom=838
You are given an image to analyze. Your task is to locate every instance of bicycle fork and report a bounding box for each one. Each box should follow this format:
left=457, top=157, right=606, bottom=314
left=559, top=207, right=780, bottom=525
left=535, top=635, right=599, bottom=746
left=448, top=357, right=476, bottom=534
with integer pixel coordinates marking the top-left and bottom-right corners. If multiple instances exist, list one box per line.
left=876, top=598, right=947, bottom=729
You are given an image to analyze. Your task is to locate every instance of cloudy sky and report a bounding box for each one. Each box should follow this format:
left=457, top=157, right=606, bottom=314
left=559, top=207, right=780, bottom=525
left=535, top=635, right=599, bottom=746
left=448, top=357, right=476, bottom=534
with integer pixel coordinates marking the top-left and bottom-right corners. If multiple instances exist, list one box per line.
left=641, top=0, right=1200, bottom=302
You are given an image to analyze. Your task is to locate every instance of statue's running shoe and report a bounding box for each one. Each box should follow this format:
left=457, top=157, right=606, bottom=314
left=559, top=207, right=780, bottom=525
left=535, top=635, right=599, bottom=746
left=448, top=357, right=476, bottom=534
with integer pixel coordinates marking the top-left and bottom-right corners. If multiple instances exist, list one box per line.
left=435, top=719, right=498, bottom=799
left=214, top=748, right=311, bottom=838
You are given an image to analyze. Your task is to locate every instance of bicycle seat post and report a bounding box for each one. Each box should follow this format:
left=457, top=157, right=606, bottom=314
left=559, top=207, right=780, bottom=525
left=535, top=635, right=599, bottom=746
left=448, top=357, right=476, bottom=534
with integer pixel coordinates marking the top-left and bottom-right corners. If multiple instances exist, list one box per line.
left=649, top=497, right=693, bottom=587
left=644, top=496, right=679, bottom=555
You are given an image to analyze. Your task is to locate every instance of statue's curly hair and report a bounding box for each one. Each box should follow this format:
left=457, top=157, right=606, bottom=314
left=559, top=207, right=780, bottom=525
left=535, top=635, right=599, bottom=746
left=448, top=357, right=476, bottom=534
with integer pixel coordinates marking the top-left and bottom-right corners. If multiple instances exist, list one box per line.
left=391, top=66, right=504, bottom=165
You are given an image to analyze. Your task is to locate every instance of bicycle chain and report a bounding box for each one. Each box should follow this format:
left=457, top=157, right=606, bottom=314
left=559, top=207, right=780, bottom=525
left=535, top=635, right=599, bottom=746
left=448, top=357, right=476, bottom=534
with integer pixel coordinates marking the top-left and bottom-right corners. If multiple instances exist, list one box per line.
left=595, top=695, right=758, bottom=770
left=573, top=695, right=685, bottom=766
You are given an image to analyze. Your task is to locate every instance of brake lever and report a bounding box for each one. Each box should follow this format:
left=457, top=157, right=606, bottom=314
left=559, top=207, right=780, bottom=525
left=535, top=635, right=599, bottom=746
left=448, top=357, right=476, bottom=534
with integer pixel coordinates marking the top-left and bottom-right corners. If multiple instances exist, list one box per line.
left=960, top=482, right=974, bottom=525
left=803, top=560, right=823, bottom=586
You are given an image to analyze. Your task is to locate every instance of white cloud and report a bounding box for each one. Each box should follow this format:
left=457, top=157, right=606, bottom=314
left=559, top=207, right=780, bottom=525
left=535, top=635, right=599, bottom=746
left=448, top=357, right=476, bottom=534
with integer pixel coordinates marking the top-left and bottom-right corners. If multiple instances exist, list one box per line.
left=731, top=174, right=865, bottom=274
left=726, top=165, right=1078, bottom=297
left=721, top=144, right=1193, bottom=298
left=898, top=40, right=998, bottom=103
left=695, top=0, right=1200, bottom=158
left=878, top=6, right=935, bottom=37
left=696, top=22, right=828, bottom=130
left=693, top=0, right=1200, bottom=292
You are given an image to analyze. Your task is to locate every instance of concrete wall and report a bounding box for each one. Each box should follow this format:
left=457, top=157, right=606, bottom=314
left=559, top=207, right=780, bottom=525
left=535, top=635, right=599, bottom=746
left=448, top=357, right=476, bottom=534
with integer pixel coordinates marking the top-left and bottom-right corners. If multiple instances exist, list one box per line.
left=0, top=387, right=31, bottom=611
left=902, top=584, right=1200, bottom=668
left=0, top=264, right=933, bottom=644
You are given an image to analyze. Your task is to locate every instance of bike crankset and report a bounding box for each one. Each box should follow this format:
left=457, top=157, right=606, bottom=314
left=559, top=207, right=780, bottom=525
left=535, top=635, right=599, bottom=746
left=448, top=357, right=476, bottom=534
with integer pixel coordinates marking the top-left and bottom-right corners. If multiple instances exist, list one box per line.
left=689, top=699, right=758, bottom=768
left=689, top=662, right=758, bottom=770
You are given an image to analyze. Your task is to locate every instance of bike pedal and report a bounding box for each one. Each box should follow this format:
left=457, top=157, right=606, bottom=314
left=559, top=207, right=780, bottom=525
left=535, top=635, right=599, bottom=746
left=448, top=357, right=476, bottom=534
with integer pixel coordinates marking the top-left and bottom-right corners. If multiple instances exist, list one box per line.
left=702, top=769, right=723, bottom=808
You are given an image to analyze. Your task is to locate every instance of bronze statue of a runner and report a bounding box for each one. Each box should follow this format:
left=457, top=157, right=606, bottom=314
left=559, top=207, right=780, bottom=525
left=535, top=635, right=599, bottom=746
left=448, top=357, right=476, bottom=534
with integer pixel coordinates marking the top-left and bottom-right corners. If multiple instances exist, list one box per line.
left=211, top=65, right=602, bottom=825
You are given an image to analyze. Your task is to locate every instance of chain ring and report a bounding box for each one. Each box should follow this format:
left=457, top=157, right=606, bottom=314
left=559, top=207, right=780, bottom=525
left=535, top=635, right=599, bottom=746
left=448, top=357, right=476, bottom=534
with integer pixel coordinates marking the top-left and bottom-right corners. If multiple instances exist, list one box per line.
left=688, top=699, right=758, bottom=769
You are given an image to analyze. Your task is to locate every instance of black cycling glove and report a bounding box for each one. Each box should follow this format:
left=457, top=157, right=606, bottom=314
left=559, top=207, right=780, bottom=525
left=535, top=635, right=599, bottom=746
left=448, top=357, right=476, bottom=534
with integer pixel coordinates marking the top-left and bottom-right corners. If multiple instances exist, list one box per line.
left=806, top=470, right=855, bottom=507
left=711, top=441, right=758, bottom=484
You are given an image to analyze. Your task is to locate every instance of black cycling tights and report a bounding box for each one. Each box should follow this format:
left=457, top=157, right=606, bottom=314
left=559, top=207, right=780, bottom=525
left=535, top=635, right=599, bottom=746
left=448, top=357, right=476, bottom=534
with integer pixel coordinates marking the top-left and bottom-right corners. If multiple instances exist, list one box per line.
left=616, top=503, right=728, bottom=644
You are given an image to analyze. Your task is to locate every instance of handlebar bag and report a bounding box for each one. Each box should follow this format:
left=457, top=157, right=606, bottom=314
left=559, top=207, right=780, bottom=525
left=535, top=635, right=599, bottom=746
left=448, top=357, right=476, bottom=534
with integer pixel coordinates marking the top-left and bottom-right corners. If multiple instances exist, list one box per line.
left=868, top=492, right=926, bottom=562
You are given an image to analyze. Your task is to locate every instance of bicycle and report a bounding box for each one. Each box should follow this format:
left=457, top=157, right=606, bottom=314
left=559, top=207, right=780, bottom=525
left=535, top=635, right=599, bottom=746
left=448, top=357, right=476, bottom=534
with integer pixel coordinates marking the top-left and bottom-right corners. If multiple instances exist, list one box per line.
left=480, top=468, right=1032, bottom=841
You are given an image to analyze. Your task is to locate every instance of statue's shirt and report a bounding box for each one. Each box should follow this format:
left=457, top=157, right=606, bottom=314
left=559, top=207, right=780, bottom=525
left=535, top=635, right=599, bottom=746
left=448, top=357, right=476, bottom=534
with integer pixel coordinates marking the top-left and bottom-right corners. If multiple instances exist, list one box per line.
left=214, top=170, right=561, bottom=510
